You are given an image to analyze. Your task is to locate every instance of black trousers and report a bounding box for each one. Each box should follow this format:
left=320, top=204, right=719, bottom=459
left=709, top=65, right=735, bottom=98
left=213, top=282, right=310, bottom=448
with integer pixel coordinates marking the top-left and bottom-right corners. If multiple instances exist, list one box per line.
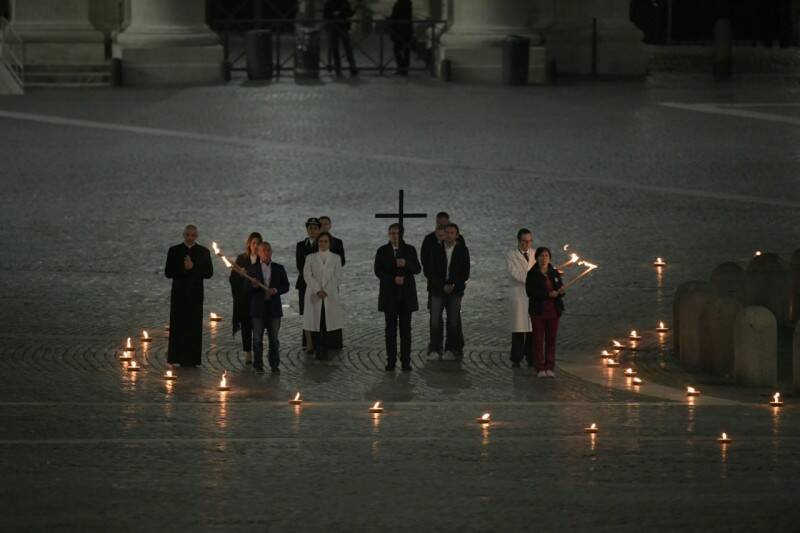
left=328, top=25, right=357, bottom=74
left=385, top=304, right=412, bottom=365
left=510, top=332, right=533, bottom=364
left=312, top=302, right=328, bottom=357
left=240, top=316, right=253, bottom=352
left=392, top=39, right=411, bottom=73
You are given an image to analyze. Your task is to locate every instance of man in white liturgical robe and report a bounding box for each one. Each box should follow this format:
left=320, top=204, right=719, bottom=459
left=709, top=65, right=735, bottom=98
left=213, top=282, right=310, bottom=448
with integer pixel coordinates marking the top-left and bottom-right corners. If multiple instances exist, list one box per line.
left=507, top=228, right=535, bottom=366
left=303, top=232, right=344, bottom=360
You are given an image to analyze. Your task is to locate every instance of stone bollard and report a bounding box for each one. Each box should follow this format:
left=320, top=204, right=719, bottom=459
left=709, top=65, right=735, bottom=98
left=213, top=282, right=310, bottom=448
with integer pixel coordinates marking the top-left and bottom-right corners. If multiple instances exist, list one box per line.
left=710, top=261, right=745, bottom=301
left=673, top=281, right=710, bottom=358
left=699, top=295, right=742, bottom=377
left=734, top=306, right=778, bottom=387
left=745, top=253, right=791, bottom=326
left=679, top=289, right=714, bottom=371
left=790, top=249, right=800, bottom=323
left=795, top=322, right=800, bottom=390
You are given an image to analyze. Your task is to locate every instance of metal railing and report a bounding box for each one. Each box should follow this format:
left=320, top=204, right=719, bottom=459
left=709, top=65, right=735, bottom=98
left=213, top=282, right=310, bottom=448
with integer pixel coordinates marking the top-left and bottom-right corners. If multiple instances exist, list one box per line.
left=217, top=17, right=447, bottom=79
left=0, top=17, right=24, bottom=88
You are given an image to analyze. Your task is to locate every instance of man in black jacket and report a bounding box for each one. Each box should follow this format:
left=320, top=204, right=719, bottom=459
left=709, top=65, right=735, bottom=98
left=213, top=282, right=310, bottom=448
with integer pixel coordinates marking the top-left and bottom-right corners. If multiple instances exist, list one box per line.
left=387, top=0, right=413, bottom=75
left=374, top=223, right=421, bottom=371
left=324, top=0, right=358, bottom=76
left=296, top=217, right=320, bottom=351
left=427, top=223, right=470, bottom=359
left=247, top=242, right=291, bottom=373
left=319, top=216, right=345, bottom=266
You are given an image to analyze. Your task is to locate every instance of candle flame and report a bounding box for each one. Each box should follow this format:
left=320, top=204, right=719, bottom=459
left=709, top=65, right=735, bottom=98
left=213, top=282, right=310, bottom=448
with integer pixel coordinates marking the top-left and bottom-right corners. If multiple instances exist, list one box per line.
left=210, top=312, right=219, bottom=319
left=633, top=377, right=643, bottom=385
left=220, top=370, right=228, bottom=388
left=165, top=370, right=173, bottom=378
left=294, top=392, right=301, bottom=401
left=222, top=256, right=232, bottom=268
left=687, top=386, right=698, bottom=394
left=612, top=340, right=623, bottom=348
left=773, top=392, right=781, bottom=402
left=755, top=250, right=762, bottom=256
left=481, top=413, right=490, bottom=421
left=126, top=337, right=132, bottom=349
left=142, top=330, right=149, bottom=339
left=372, top=402, right=381, bottom=410
left=212, top=241, right=220, bottom=255
left=721, top=432, right=728, bottom=440
left=659, top=321, right=666, bottom=329
left=601, top=350, right=610, bottom=356
left=589, top=423, right=596, bottom=430
left=130, top=360, right=138, bottom=368
left=630, top=330, right=638, bottom=337
left=625, top=367, right=635, bottom=374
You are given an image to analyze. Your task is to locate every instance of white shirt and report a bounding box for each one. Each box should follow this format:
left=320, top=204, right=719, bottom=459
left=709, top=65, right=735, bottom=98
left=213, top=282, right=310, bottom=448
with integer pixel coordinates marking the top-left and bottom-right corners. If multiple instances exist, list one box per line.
left=319, top=250, right=330, bottom=265
left=250, top=254, right=258, bottom=264
left=260, top=262, right=272, bottom=299
left=445, top=242, right=455, bottom=278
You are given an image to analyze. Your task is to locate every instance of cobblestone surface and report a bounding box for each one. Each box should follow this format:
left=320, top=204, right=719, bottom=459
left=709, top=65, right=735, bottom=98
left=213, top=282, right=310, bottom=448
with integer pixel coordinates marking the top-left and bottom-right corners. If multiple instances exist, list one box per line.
left=0, top=79, right=799, bottom=531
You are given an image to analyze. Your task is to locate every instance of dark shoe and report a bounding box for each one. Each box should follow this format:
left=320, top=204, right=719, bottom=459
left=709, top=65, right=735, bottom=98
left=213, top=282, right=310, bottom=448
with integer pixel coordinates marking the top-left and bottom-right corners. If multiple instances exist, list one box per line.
left=511, top=361, right=521, bottom=368
left=254, top=366, right=265, bottom=374
left=315, top=352, right=329, bottom=361
left=401, top=363, right=412, bottom=372
left=385, top=363, right=396, bottom=371
left=271, top=367, right=280, bottom=373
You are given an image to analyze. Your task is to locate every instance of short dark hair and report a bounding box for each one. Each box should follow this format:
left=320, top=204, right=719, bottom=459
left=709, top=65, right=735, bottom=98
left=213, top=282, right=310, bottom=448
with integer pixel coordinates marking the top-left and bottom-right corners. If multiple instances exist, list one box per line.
left=319, top=216, right=331, bottom=223
left=435, top=211, right=450, bottom=220
left=517, top=228, right=532, bottom=241
left=318, top=231, right=331, bottom=242
left=534, top=247, right=551, bottom=261
left=444, top=222, right=459, bottom=234
left=388, top=223, right=403, bottom=236
left=258, top=241, right=272, bottom=249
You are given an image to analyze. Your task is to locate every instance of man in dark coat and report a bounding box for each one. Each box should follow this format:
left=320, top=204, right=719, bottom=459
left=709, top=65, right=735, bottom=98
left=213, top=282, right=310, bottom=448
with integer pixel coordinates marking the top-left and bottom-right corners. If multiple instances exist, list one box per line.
left=387, top=0, right=413, bottom=75
left=296, top=218, right=320, bottom=351
left=319, top=216, right=345, bottom=266
left=247, top=242, right=291, bottom=373
left=375, top=223, right=421, bottom=371
left=426, top=223, right=470, bottom=359
left=420, top=211, right=466, bottom=278
left=324, top=0, right=358, bottom=76
left=165, top=225, right=213, bottom=367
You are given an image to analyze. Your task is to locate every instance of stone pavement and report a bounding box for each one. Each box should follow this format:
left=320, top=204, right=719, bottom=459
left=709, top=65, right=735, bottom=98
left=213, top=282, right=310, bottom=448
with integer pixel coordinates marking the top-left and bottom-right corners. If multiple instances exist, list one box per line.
left=0, top=78, right=799, bottom=531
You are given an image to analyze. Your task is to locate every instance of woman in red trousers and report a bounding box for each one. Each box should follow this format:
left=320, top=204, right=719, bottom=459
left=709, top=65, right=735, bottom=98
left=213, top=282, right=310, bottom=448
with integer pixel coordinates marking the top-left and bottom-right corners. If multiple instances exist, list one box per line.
left=525, top=247, right=565, bottom=378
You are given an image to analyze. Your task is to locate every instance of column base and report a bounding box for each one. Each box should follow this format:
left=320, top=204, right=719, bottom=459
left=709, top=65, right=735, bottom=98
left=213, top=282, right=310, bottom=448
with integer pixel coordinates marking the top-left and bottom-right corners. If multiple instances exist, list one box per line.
left=112, top=43, right=223, bottom=86
left=438, top=45, right=547, bottom=84
left=14, top=29, right=105, bottom=65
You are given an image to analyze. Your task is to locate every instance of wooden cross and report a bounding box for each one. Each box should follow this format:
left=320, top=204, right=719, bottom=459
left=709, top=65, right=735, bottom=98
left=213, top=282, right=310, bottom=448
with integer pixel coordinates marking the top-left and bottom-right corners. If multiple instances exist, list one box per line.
left=374, top=189, right=427, bottom=230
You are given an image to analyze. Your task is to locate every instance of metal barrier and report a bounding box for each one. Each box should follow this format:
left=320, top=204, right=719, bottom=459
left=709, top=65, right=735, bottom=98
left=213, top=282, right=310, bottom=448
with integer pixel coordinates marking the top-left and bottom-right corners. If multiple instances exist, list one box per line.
left=218, top=17, right=447, bottom=79
left=0, top=17, right=24, bottom=88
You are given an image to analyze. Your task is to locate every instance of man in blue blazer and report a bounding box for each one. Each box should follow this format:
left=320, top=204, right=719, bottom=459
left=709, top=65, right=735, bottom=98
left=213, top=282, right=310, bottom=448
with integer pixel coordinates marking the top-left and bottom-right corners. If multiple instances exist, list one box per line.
left=246, top=242, right=291, bottom=373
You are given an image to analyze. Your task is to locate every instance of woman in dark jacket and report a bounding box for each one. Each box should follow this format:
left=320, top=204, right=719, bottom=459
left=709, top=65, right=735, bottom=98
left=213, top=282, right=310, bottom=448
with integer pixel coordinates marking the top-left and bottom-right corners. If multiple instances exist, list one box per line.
left=231, top=232, right=262, bottom=365
left=525, top=247, right=565, bottom=378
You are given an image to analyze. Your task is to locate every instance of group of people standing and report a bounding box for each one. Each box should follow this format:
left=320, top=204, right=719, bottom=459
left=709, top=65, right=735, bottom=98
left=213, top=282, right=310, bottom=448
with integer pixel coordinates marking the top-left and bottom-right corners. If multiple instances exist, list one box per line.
left=165, top=215, right=565, bottom=377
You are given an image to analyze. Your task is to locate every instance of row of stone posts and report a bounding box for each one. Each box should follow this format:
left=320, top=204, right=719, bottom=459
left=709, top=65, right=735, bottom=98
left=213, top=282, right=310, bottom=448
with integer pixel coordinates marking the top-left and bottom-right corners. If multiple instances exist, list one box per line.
left=8, top=0, right=648, bottom=86
left=674, top=251, right=800, bottom=389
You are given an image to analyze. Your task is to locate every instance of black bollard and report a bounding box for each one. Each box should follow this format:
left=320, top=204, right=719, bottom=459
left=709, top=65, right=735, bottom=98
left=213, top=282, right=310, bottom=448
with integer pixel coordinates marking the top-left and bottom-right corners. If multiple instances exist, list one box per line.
left=713, top=18, right=732, bottom=80
left=246, top=29, right=273, bottom=81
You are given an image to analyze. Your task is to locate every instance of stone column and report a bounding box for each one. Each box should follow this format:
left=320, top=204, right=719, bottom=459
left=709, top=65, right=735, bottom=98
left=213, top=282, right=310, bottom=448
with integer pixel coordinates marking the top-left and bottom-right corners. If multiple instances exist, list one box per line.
left=438, top=0, right=547, bottom=83
left=113, top=0, right=222, bottom=86
left=10, top=0, right=105, bottom=66
left=546, top=0, right=647, bottom=76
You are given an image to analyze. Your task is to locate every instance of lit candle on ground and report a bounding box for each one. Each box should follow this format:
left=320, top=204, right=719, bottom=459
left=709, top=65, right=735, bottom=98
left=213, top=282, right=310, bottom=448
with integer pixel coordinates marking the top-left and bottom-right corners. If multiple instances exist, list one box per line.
left=632, top=377, right=643, bottom=386
left=164, top=369, right=177, bottom=381
left=769, top=392, right=784, bottom=407
left=628, top=330, right=642, bottom=341
left=119, top=337, right=134, bottom=360
left=584, top=423, right=599, bottom=434
left=289, top=392, right=303, bottom=405
left=604, top=358, right=620, bottom=368
left=369, top=401, right=384, bottom=414
left=209, top=313, right=223, bottom=322
left=656, top=321, right=670, bottom=333
left=610, top=339, right=625, bottom=351
left=624, top=367, right=638, bottom=376
left=123, top=337, right=135, bottom=352
left=754, top=250, right=762, bottom=257
left=217, top=370, right=230, bottom=391
left=653, top=257, right=667, bottom=267
left=600, top=349, right=612, bottom=359
left=140, top=330, right=152, bottom=343
left=127, top=360, right=140, bottom=372
left=686, top=386, right=701, bottom=397
left=476, top=413, right=491, bottom=425
left=717, top=432, right=732, bottom=444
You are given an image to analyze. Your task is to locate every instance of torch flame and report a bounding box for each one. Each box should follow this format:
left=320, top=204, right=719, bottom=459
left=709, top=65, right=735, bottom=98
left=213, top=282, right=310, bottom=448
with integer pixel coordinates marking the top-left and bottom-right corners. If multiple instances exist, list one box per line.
left=212, top=241, right=220, bottom=255
left=222, top=256, right=232, bottom=268
left=220, top=370, right=228, bottom=388
left=372, top=402, right=381, bottom=410
left=578, top=260, right=598, bottom=271
left=563, top=244, right=570, bottom=252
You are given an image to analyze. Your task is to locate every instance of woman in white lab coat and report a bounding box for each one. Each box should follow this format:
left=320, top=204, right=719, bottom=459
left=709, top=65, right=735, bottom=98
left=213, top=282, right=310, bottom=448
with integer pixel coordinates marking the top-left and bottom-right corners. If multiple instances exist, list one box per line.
left=506, top=228, right=535, bottom=367
left=303, top=232, right=344, bottom=359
